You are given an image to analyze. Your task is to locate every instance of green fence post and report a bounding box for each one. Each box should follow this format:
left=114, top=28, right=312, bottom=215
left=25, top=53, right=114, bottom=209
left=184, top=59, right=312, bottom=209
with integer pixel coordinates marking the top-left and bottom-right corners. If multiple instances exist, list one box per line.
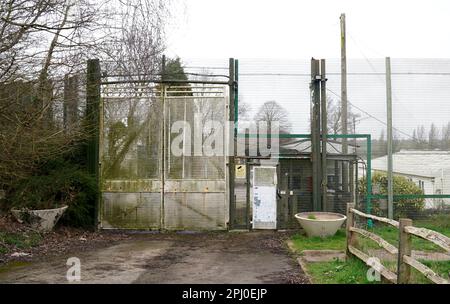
left=366, top=134, right=373, bottom=227
left=86, top=59, right=101, bottom=227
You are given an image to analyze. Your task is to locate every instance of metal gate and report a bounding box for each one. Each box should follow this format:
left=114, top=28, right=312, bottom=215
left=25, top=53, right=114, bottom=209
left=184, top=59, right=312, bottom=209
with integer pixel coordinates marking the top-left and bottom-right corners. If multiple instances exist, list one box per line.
left=99, top=80, right=229, bottom=230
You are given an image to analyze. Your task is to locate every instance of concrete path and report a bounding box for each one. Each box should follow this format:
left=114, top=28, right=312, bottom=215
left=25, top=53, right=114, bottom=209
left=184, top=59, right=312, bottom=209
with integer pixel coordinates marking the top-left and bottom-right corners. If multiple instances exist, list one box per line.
left=0, top=231, right=308, bottom=284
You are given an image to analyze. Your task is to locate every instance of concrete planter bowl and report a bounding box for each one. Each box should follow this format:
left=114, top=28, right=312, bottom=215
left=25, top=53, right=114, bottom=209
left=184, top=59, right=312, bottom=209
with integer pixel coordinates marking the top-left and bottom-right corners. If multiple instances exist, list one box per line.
left=294, top=212, right=347, bottom=237
left=11, top=206, right=68, bottom=232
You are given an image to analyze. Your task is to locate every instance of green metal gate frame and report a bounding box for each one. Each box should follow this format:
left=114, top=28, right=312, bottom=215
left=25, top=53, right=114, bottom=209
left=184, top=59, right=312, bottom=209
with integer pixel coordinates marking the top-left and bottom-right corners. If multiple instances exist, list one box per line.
left=235, top=133, right=373, bottom=214
left=235, top=131, right=450, bottom=221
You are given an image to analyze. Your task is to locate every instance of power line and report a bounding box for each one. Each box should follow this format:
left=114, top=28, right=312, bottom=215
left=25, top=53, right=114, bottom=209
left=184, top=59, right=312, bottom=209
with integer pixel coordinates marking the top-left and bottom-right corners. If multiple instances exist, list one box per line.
left=347, top=32, right=416, bottom=120
left=236, top=72, right=450, bottom=77
left=326, top=87, right=416, bottom=141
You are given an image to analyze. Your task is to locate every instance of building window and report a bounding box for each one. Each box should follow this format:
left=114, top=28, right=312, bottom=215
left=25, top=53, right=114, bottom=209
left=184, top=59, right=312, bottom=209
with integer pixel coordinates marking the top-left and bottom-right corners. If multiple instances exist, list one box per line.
left=418, top=180, right=424, bottom=192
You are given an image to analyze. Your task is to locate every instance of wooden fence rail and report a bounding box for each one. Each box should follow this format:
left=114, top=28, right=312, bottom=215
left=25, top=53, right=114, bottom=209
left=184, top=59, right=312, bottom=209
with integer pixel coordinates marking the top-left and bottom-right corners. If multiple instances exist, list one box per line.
left=346, top=203, right=450, bottom=284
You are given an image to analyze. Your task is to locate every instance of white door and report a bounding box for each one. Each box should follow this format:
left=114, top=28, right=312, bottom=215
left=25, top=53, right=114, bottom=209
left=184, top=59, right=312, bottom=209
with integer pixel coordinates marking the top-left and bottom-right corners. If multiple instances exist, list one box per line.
left=252, top=166, right=277, bottom=229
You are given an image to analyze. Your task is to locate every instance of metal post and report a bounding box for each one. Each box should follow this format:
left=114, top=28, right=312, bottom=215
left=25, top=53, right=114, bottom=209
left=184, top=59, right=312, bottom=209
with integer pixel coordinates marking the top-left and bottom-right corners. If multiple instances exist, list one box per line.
left=234, top=59, right=239, bottom=128
left=160, top=55, right=166, bottom=230
left=228, top=58, right=236, bottom=229
left=355, top=158, right=359, bottom=207
left=246, top=158, right=251, bottom=230
left=366, top=134, right=373, bottom=227
left=386, top=57, right=394, bottom=219
left=340, top=13, right=349, bottom=194
left=351, top=116, right=357, bottom=203
left=311, top=58, right=322, bottom=211
left=86, top=59, right=101, bottom=227
left=320, top=59, right=328, bottom=211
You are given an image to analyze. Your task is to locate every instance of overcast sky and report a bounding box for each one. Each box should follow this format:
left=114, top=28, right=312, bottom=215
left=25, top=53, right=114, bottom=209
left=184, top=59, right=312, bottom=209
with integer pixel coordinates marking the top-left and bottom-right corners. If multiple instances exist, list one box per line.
left=166, top=0, right=450, bottom=59
left=164, top=1, right=450, bottom=139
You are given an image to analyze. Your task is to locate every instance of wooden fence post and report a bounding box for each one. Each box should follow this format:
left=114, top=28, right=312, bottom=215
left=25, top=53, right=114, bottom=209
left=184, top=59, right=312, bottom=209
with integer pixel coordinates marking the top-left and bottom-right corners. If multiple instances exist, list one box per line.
left=346, top=202, right=355, bottom=259
left=397, top=218, right=413, bottom=284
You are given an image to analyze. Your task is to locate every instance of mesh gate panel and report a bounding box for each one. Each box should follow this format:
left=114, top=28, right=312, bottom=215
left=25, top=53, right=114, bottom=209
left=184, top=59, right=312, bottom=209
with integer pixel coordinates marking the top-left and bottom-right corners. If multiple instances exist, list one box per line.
left=163, top=85, right=227, bottom=230
left=99, top=82, right=228, bottom=230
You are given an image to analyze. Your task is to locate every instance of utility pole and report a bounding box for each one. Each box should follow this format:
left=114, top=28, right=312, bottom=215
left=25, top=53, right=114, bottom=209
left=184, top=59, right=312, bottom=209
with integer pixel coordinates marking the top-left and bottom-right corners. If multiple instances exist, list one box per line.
left=311, top=58, right=322, bottom=211
left=320, top=59, right=328, bottom=211
left=386, top=57, right=394, bottom=219
left=228, top=58, right=236, bottom=229
left=161, top=54, right=166, bottom=230
left=340, top=13, right=349, bottom=194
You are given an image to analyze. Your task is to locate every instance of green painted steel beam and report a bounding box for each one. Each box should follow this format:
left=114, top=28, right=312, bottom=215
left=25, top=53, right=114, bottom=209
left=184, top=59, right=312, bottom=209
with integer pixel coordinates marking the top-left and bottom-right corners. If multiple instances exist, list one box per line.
left=327, top=134, right=371, bottom=139
left=237, top=133, right=311, bottom=138
left=236, top=134, right=374, bottom=220
left=236, top=133, right=374, bottom=216
left=371, top=194, right=450, bottom=199
left=236, top=133, right=371, bottom=139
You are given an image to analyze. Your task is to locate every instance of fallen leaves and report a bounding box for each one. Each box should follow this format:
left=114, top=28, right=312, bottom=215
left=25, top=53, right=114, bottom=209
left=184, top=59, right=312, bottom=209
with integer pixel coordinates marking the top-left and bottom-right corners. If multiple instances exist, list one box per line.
left=0, top=215, right=129, bottom=265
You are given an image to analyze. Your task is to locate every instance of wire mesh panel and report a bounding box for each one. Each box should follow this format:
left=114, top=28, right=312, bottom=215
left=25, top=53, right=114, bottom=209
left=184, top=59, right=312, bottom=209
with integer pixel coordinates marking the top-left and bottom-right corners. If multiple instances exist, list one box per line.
left=100, top=82, right=162, bottom=229
left=164, top=192, right=226, bottom=230
left=99, top=80, right=228, bottom=230
left=163, top=84, right=228, bottom=230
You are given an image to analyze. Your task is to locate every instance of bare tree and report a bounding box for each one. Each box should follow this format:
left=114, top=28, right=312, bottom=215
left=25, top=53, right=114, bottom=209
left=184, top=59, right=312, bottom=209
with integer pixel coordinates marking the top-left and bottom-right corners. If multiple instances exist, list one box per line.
left=416, top=125, right=427, bottom=148
left=326, top=97, right=360, bottom=134
left=441, top=122, right=450, bottom=150
left=100, top=0, right=169, bottom=79
left=429, top=123, right=439, bottom=149
left=0, top=0, right=172, bottom=188
left=237, top=95, right=251, bottom=121
left=254, top=100, right=291, bottom=133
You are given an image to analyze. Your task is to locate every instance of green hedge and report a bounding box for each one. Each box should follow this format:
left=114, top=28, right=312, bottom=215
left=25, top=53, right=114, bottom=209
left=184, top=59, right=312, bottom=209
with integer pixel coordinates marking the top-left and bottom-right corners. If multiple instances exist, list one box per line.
left=8, top=159, right=97, bottom=227
left=358, top=172, right=425, bottom=219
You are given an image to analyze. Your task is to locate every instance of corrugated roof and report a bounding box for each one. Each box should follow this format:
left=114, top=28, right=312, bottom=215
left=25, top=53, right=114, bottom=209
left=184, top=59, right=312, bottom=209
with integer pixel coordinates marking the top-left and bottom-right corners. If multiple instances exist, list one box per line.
left=372, top=150, right=450, bottom=178
left=281, top=139, right=357, bottom=154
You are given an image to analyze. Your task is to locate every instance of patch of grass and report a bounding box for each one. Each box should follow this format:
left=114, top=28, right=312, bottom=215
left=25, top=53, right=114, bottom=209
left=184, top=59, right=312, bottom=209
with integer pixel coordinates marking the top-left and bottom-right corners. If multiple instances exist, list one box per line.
left=414, top=260, right=450, bottom=284
left=290, top=219, right=450, bottom=253
left=306, top=257, right=382, bottom=284
left=414, top=214, right=450, bottom=231
left=291, top=229, right=346, bottom=251
left=290, top=215, right=450, bottom=284
left=0, top=231, right=42, bottom=253
left=307, top=214, right=317, bottom=220
left=306, top=258, right=450, bottom=284
left=358, top=220, right=450, bottom=253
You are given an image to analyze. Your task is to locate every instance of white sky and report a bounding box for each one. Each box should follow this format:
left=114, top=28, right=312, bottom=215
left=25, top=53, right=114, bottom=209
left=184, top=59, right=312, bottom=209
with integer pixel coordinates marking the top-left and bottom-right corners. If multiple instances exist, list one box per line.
left=164, top=0, right=450, bottom=139
left=166, top=0, right=450, bottom=59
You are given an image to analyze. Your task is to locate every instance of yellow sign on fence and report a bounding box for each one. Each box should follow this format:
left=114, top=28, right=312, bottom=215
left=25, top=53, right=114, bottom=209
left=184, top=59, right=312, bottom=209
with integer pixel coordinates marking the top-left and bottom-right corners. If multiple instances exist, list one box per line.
left=235, top=164, right=246, bottom=179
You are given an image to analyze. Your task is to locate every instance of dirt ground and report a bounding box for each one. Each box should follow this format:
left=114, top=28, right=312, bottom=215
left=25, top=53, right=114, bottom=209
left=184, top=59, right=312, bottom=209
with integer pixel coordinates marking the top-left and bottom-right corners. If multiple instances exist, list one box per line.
left=0, top=231, right=309, bottom=284
left=0, top=216, right=130, bottom=265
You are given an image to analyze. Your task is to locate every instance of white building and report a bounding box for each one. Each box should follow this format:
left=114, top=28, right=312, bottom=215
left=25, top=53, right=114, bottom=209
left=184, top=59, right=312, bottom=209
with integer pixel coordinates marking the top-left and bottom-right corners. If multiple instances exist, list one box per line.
left=371, top=150, right=450, bottom=208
